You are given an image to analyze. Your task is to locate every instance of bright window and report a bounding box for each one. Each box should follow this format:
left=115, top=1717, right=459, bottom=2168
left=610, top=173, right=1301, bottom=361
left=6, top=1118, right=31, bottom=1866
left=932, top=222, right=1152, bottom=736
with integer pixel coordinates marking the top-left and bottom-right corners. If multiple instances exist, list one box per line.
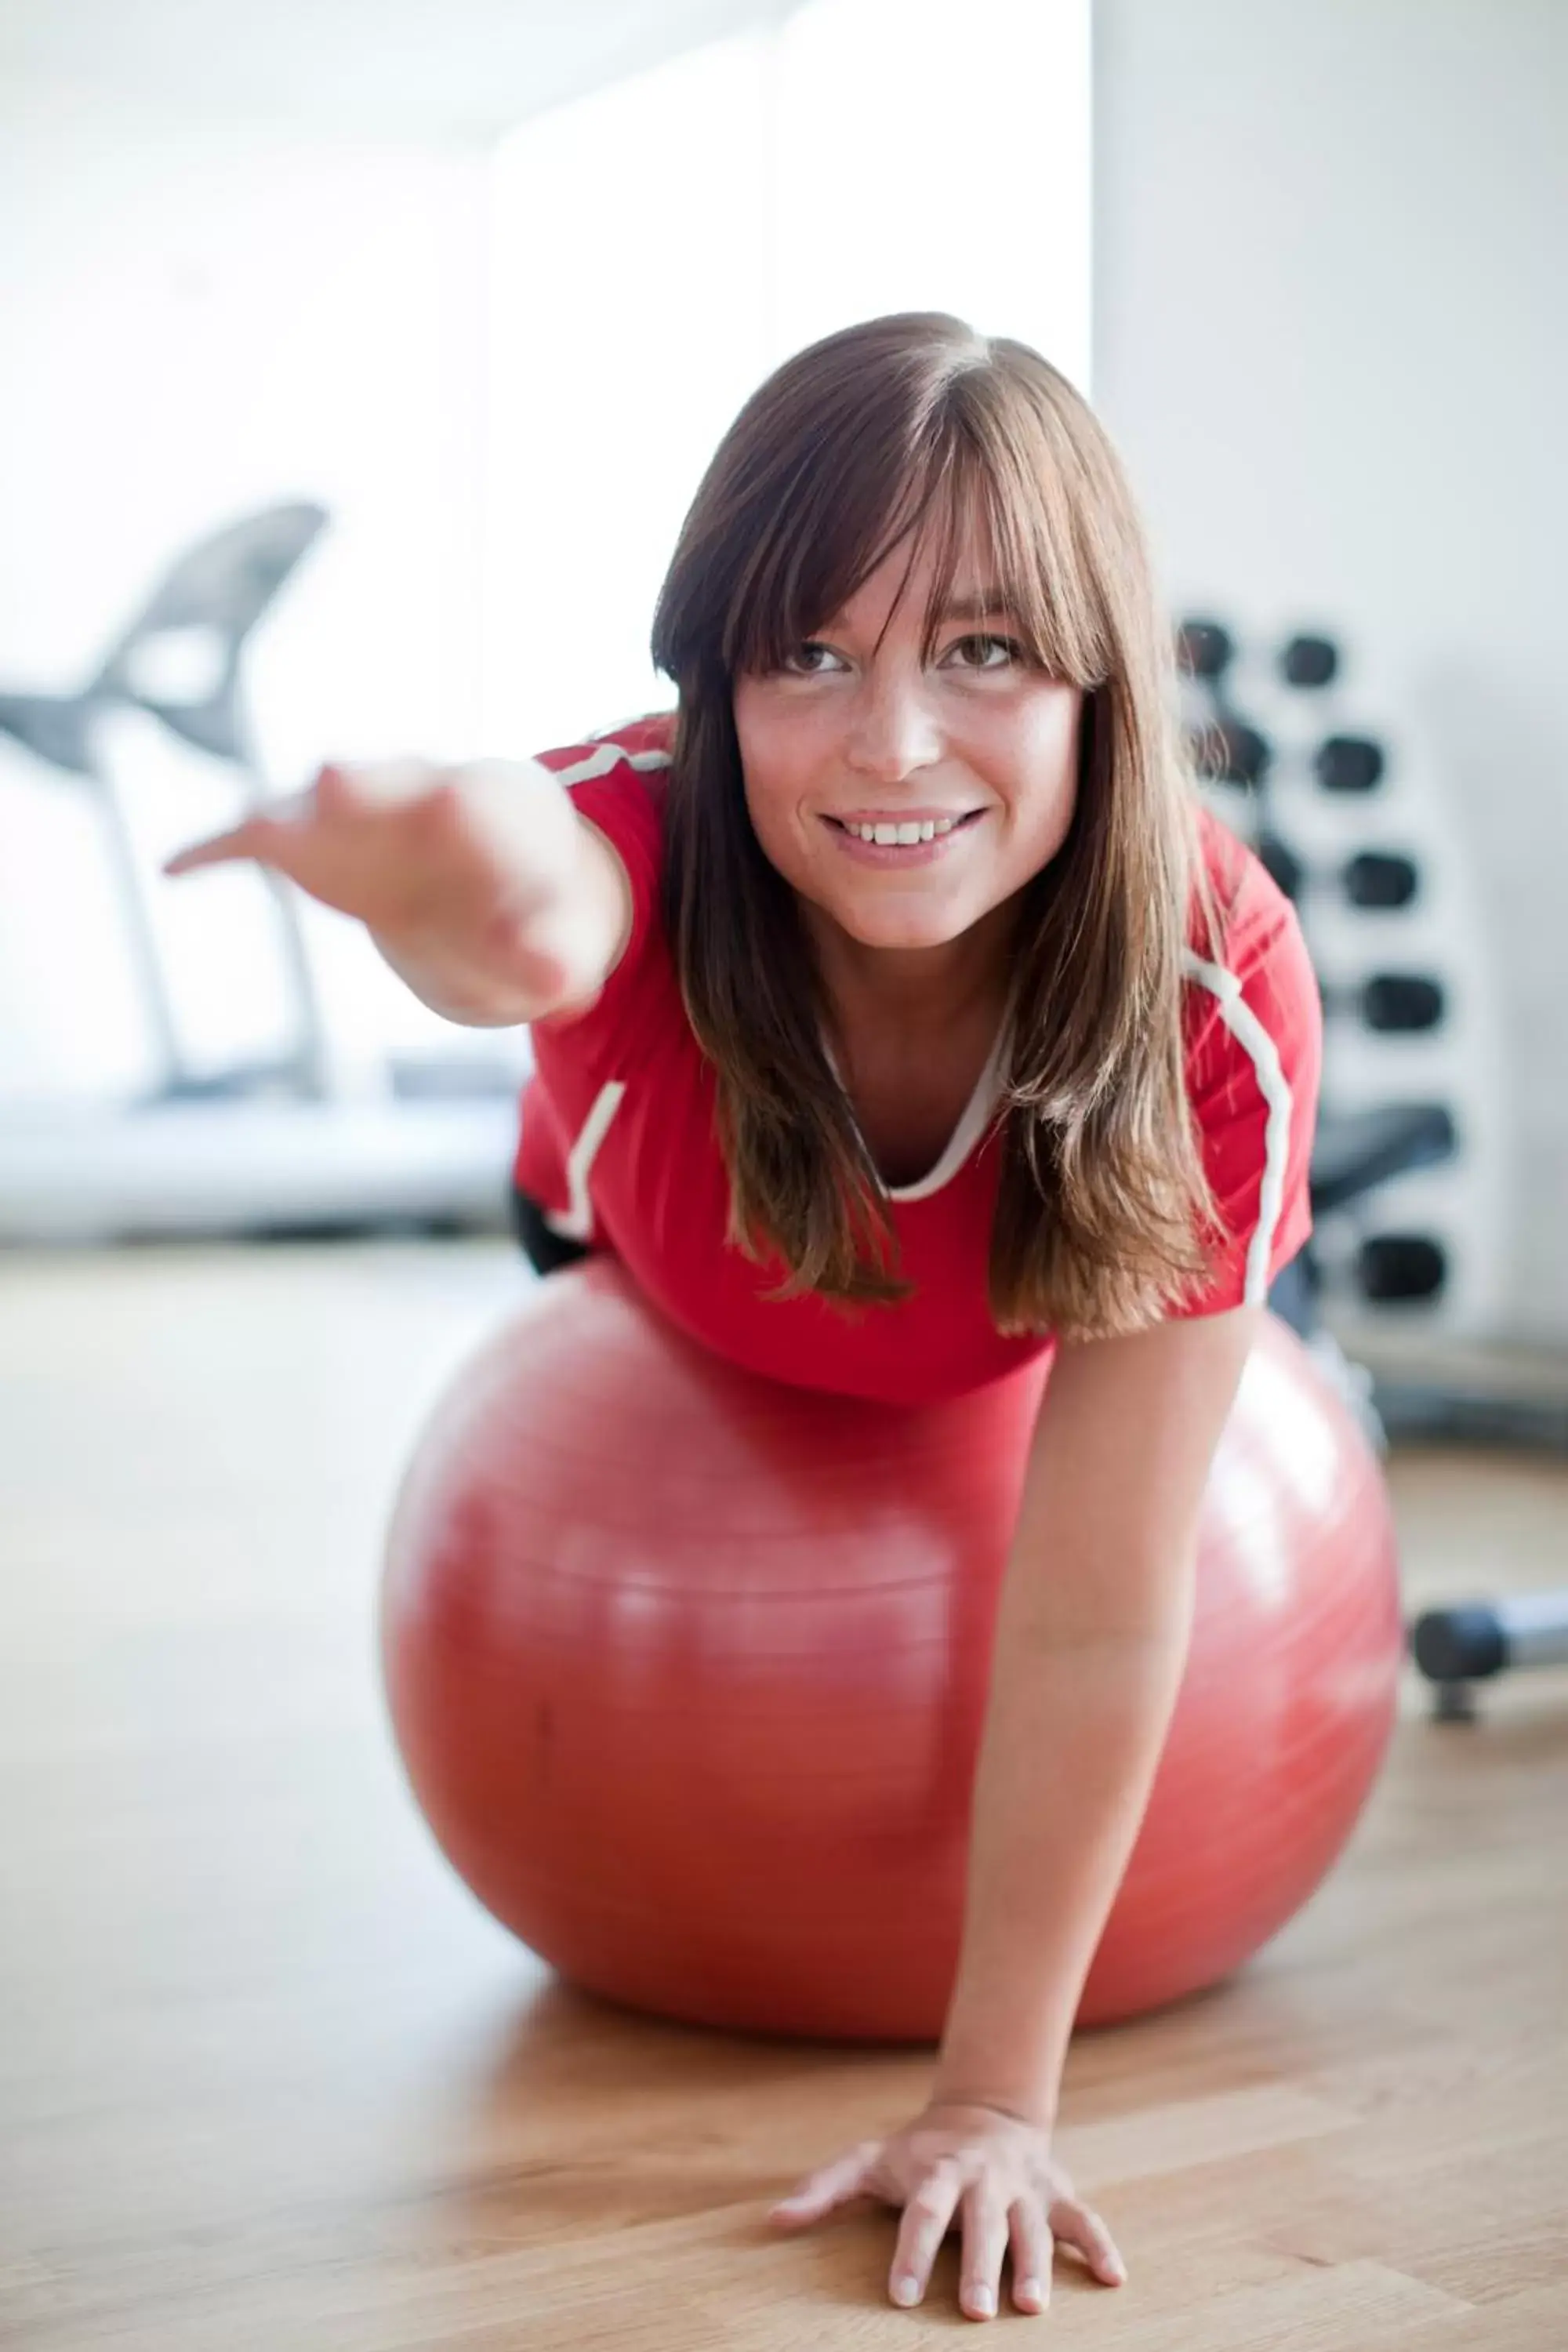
left=480, top=0, right=1091, bottom=757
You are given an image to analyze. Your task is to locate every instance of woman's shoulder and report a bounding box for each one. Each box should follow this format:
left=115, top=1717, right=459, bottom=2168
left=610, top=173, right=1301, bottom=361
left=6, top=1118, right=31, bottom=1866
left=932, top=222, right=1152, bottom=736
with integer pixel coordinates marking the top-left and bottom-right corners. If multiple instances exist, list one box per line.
left=1182, top=800, right=1322, bottom=1093
left=534, top=708, right=677, bottom=771
left=533, top=710, right=677, bottom=846
left=1186, top=799, right=1306, bottom=982
left=528, top=713, right=678, bottom=1047
left=532, top=711, right=677, bottom=952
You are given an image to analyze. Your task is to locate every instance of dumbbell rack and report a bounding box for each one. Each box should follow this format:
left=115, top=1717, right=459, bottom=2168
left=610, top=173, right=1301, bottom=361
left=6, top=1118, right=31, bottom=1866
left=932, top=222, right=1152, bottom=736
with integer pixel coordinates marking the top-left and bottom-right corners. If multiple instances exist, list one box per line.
left=1177, top=618, right=1509, bottom=1345
left=1178, top=620, right=1568, bottom=1721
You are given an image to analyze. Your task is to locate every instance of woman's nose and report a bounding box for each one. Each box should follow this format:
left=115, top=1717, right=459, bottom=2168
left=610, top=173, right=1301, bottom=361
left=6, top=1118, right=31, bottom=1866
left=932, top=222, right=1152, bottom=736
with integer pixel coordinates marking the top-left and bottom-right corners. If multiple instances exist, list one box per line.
left=842, top=676, right=942, bottom=782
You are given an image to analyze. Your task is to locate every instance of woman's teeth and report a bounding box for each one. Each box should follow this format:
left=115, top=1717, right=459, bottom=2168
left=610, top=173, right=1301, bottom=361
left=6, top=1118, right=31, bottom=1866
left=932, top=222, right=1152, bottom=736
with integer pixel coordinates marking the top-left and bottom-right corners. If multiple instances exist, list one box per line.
left=841, top=816, right=962, bottom=844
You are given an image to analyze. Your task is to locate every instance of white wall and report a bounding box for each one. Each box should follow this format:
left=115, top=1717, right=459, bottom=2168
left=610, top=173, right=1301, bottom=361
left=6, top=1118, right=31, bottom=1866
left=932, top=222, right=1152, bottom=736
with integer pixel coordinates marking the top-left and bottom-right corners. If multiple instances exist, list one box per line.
left=1094, top=0, right=1568, bottom=1345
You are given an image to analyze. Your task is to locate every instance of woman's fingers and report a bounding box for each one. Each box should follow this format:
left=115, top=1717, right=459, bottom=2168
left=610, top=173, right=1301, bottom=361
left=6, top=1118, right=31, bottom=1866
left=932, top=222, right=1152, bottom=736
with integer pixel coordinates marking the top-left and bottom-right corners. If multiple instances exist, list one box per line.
left=771, top=2115, right=1122, bottom=2318
left=1007, top=2198, right=1054, bottom=2313
left=768, top=2140, right=879, bottom=2230
left=887, top=2159, right=964, bottom=2307
left=164, top=773, right=326, bottom=879
left=957, top=2184, right=1011, bottom=2321
left=164, top=765, right=460, bottom=884
left=163, top=815, right=288, bottom=877
left=1050, top=2192, right=1127, bottom=2286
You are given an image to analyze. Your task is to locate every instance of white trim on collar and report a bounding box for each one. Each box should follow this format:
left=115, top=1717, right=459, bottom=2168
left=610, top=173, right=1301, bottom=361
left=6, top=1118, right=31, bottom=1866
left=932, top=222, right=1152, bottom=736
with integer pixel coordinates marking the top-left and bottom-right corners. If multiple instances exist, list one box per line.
left=822, top=1018, right=1012, bottom=1204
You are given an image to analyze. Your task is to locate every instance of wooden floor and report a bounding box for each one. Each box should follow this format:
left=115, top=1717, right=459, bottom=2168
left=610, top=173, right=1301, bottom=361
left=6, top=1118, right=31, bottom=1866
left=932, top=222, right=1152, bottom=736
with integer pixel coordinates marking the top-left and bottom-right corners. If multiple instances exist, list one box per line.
left=3, top=1242, right=1566, bottom=2350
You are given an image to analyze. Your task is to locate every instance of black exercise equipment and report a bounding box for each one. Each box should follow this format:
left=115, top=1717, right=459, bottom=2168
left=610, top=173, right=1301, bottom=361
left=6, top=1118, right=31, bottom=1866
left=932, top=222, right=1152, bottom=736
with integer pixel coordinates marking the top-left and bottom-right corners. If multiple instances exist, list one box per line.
left=0, top=502, right=528, bottom=1243
left=1178, top=610, right=1461, bottom=1324
left=1272, top=1090, right=1565, bottom=1723
left=1410, top=1593, right=1568, bottom=1721
left=1353, top=974, right=1446, bottom=1034
left=1316, top=735, right=1386, bottom=793
left=1358, top=1233, right=1448, bottom=1304
left=1279, top=633, right=1339, bottom=689
left=1185, top=612, right=1568, bottom=1723
left=1185, top=682, right=1415, bottom=918
left=1309, top=1103, right=1457, bottom=1216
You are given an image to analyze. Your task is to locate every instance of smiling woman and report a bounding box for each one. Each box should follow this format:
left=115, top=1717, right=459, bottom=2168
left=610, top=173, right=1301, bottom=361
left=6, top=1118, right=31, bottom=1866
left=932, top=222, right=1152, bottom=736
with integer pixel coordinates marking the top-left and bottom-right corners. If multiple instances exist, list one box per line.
left=615, top=310, right=1312, bottom=1345
left=164, top=307, right=1326, bottom=2326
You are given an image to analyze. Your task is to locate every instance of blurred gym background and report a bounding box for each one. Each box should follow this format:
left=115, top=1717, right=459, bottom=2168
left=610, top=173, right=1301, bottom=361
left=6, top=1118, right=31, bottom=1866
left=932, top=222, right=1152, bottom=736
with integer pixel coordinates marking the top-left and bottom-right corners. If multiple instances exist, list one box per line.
left=4, top=15, right=1568, bottom=2343
left=1, top=0, right=1564, bottom=1418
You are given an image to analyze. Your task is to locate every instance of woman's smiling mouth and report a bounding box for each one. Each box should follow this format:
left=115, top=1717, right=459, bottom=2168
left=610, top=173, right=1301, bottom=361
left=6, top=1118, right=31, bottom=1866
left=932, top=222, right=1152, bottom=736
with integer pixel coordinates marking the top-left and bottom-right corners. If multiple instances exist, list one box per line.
left=824, top=808, right=987, bottom=851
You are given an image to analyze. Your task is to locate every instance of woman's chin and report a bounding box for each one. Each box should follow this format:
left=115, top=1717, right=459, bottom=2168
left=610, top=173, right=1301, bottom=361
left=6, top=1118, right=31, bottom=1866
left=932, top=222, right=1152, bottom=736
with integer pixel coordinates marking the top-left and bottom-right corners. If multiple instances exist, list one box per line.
left=826, top=906, right=979, bottom=956
left=793, top=869, right=997, bottom=960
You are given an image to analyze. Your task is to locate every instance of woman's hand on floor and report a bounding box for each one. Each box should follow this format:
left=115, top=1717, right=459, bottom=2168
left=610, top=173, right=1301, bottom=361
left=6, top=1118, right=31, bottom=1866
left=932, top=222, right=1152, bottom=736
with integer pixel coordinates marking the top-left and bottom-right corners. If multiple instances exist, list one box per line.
left=768, top=2099, right=1126, bottom=2321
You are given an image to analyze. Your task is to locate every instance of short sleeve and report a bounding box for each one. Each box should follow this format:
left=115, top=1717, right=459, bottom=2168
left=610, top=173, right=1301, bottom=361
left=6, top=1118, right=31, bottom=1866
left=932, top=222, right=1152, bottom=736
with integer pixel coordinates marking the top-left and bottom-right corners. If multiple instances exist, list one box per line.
left=530, top=713, right=673, bottom=1053
left=1174, top=835, right=1323, bottom=1319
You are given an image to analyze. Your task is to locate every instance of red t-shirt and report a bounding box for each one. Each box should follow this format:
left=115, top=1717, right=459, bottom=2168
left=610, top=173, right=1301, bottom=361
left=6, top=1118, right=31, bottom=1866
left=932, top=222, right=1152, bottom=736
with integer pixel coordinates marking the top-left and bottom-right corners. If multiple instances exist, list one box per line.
left=515, top=715, right=1321, bottom=1404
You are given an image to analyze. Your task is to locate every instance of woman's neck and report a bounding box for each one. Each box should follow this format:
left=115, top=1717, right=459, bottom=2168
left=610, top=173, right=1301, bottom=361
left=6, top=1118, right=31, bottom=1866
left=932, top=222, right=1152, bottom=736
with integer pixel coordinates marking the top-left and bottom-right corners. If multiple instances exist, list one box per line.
left=806, top=900, right=1017, bottom=1047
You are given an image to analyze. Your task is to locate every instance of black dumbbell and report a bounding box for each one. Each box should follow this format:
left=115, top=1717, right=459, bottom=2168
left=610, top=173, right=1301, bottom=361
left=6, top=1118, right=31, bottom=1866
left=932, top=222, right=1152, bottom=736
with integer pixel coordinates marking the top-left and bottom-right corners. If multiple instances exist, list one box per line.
left=1259, top=840, right=1421, bottom=913
left=1344, top=851, right=1419, bottom=910
left=1186, top=715, right=1422, bottom=914
left=1186, top=710, right=1391, bottom=805
left=1175, top=618, right=1236, bottom=684
left=1316, top=735, right=1386, bottom=793
left=1358, top=1233, right=1447, bottom=1303
left=1410, top=1592, right=1568, bottom=1722
left=1320, top=972, right=1446, bottom=1033
left=1279, top=633, right=1341, bottom=689
left=1359, top=973, right=1445, bottom=1033
left=1187, top=716, right=1272, bottom=789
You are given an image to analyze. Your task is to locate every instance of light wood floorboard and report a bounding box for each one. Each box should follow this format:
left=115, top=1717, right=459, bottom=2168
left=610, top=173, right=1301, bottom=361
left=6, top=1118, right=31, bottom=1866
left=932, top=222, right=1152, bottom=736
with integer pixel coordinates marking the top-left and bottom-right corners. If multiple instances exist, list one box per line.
left=2, top=1243, right=1566, bottom=2347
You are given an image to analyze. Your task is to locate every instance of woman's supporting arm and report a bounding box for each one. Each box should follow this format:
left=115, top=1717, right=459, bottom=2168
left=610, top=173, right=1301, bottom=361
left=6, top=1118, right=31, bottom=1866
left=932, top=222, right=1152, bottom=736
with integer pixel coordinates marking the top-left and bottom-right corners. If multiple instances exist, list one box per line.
left=931, top=1303, right=1261, bottom=2127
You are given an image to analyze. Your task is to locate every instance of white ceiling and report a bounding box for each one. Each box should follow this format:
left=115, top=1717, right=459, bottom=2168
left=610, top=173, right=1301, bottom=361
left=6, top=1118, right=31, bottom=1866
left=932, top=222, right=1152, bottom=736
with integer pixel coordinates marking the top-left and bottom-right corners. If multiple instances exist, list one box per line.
left=0, top=0, right=795, bottom=141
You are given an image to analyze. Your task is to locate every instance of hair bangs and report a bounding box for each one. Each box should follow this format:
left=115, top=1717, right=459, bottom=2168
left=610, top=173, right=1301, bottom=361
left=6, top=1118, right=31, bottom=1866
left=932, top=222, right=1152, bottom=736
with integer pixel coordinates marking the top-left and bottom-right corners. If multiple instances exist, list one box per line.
left=721, top=424, right=956, bottom=681
left=903, top=395, right=1114, bottom=694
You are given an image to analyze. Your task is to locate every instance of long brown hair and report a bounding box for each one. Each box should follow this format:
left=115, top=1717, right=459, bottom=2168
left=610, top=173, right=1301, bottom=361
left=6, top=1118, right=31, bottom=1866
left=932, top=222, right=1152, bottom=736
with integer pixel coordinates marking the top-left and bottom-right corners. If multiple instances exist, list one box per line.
left=650, top=311, right=1220, bottom=1340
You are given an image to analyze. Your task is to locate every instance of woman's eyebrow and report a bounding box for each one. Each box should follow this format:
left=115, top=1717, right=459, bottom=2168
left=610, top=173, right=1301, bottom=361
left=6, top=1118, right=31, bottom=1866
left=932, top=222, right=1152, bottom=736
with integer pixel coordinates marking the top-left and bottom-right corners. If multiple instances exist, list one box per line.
left=932, top=589, right=1016, bottom=622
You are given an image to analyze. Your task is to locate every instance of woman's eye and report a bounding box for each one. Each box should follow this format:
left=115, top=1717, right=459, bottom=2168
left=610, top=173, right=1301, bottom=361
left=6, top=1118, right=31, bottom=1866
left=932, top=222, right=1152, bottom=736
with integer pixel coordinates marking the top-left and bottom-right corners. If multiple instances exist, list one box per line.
left=946, top=633, right=1024, bottom=670
left=782, top=641, right=845, bottom=676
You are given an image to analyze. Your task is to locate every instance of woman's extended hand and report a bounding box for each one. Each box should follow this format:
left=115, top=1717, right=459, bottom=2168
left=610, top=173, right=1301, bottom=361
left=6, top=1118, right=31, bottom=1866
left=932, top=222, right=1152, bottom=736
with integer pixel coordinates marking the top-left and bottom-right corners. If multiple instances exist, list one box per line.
left=166, top=757, right=577, bottom=930
left=164, top=757, right=615, bottom=1017
left=769, top=2100, right=1126, bottom=2321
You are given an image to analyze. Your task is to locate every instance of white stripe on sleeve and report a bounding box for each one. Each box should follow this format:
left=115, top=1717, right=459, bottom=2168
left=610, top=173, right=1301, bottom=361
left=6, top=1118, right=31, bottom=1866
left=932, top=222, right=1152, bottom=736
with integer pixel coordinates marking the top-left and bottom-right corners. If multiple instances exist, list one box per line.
left=1182, top=949, right=1294, bottom=1305
left=552, top=740, right=672, bottom=786
left=544, top=1080, right=626, bottom=1243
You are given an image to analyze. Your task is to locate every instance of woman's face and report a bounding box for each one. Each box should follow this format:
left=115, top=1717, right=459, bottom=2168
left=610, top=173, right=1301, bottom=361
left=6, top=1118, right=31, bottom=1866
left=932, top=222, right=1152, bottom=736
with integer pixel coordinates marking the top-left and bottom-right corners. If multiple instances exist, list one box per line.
left=731, top=511, right=1083, bottom=960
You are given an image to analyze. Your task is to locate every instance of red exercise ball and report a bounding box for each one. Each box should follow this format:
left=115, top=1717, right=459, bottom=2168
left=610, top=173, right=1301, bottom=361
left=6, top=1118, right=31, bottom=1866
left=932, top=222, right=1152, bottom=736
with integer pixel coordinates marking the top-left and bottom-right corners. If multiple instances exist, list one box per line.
left=382, top=1261, right=1403, bottom=2040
